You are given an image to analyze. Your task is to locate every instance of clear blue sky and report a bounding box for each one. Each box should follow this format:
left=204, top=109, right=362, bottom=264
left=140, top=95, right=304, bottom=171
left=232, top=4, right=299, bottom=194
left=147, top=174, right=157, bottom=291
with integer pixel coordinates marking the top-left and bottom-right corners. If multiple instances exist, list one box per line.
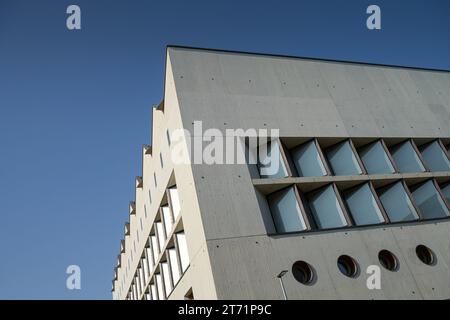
left=0, top=0, right=449, bottom=299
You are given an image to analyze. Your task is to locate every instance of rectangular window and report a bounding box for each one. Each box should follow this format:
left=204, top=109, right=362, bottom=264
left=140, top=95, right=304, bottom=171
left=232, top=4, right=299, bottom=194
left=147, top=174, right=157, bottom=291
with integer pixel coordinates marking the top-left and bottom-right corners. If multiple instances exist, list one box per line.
left=343, top=183, right=385, bottom=226
left=155, top=273, right=165, bottom=300
left=257, top=140, right=289, bottom=179
left=411, top=180, right=450, bottom=219
left=168, top=247, right=181, bottom=285
left=161, top=262, right=173, bottom=296
left=325, top=140, right=363, bottom=176
left=160, top=153, right=164, bottom=168
left=146, top=245, right=154, bottom=274
left=151, top=282, right=158, bottom=300
left=156, top=222, right=166, bottom=251
left=132, top=283, right=136, bottom=300
left=442, top=183, right=450, bottom=205
left=291, top=140, right=328, bottom=177
left=166, top=129, right=171, bottom=146
left=135, top=276, right=141, bottom=298
left=267, top=186, right=307, bottom=233
left=142, top=256, right=149, bottom=285
left=378, top=181, right=419, bottom=222
left=162, top=206, right=174, bottom=236
left=390, top=140, right=426, bottom=173
left=419, top=140, right=450, bottom=172
left=139, top=267, right=145, bottom=295
left=307, top=184, right=348, bottom=229
left=176, top=232, right=190, bottom=273
left=359, top=140, right=395, bottom=174
left=168, top=187, right=181, bottom=220
left=151, top=235, right=159, bottom=263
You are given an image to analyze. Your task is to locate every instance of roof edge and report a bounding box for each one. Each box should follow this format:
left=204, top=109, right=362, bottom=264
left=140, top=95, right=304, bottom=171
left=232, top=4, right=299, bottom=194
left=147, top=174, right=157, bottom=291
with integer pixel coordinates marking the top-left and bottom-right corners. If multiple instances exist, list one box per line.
left=166, top=44, right=450, bottom=73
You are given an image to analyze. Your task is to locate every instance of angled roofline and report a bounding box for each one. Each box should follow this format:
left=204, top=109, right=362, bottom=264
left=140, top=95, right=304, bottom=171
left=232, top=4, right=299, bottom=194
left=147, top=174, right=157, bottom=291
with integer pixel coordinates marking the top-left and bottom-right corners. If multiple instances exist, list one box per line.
left=166, top=44, right=450, bottom=73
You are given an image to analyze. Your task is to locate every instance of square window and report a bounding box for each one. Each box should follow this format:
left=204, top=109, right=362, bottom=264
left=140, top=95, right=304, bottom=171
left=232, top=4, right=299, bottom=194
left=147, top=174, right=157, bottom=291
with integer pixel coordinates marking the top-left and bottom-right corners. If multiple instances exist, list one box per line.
left=343, top=183, right=385, bottom=226
left=390, top=140, right=426, bottom=173
left=359, top=140, right=395, bottom=174
left=257, top=140, right=289, bottom=179
left=325, top=140, right=363, bottom=176
left=411, top=180, right=450, bottom=219
left=291, top=140, right=328, bottom=177
left=307, top=184, right=348, bottom=229
left=378, top=181, right=419, bottom=222
left=419, top=140, right=450, bottom=172
left=267, top=186, right=308, bottom=233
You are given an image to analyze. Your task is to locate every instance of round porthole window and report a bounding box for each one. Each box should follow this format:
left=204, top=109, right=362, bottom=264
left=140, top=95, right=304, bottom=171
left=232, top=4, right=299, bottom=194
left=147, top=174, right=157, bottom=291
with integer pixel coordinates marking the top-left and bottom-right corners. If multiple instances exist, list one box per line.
left=337, top=255, right=359, bottom=278
left=292, top=261, right=315, bottom=285
left=378, top=250, right=399, bottom=271
left=416, top=245, right=436, bottom=266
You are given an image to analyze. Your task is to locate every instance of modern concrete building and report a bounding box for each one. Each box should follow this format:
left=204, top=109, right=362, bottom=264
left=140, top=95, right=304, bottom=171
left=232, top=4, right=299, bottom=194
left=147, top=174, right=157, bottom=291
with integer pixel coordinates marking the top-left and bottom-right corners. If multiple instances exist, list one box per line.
left=111, top=46, right=450, bottom=300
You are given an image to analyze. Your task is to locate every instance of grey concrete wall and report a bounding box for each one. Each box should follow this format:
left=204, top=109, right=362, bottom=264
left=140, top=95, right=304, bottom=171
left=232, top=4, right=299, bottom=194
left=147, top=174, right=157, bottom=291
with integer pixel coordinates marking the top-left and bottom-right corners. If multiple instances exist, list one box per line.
left=167, top=47, right=450, bottom=299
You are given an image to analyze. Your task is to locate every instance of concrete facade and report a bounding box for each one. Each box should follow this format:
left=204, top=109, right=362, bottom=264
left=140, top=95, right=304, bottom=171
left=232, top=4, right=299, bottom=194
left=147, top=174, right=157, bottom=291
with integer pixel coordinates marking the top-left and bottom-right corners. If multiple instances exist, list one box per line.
left=112, top=46, right=450, bottom=300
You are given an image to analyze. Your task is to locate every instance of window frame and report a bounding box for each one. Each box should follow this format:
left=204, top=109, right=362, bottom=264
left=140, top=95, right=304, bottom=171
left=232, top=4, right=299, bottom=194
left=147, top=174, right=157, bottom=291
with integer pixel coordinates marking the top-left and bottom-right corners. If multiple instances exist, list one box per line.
left=305, top=183, right=352, bottom=230
left=341, top=181, right=389, bottom=226
left=390, top=139, right=429, bottom=173
left=290, top=138, right=333, bottom=177
left=357, top=139, right=399, bottom=174
left=324, top=139, right=367, bottom=176
left=439, top=181, right=450, bottom=210
left=256, top=138, right=293, bottom=178
left=408, top=179, right=450, bottom=219
left=419, top=139, right=450, bottom=171
left=268, top=185, right=313, bottom=233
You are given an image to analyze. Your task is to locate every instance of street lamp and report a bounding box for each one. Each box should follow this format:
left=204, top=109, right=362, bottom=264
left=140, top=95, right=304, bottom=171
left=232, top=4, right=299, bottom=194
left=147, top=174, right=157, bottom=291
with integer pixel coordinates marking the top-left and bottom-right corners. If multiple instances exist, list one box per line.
left=276, top=270, right=288, bottom=300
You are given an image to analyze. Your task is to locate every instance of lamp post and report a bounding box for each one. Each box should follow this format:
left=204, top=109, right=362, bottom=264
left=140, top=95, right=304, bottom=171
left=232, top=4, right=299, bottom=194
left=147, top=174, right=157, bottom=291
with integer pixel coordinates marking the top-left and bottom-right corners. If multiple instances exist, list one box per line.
left=276, top=270, right=288, bottom=300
